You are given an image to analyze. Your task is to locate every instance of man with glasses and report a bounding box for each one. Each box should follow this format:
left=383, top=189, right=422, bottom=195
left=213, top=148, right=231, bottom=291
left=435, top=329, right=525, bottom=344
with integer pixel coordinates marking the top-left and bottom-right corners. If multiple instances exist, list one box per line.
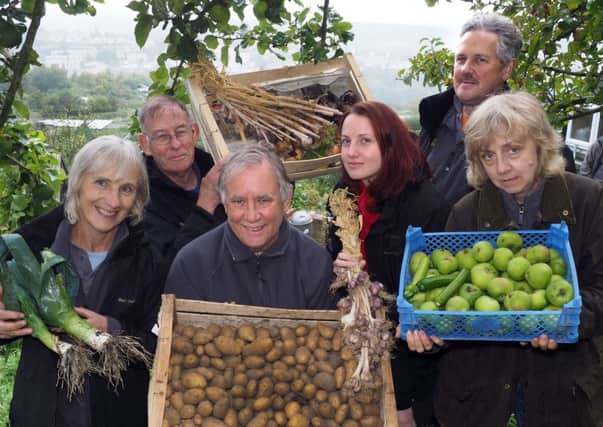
left=138, top=95, right=226, bottom=260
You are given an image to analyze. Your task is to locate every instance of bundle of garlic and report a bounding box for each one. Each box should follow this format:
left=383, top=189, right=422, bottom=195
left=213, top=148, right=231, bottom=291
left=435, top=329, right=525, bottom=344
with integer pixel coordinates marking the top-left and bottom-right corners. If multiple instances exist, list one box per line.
left=328, top=188, right=394, bottom=392
left=189, top=58, right=341, bottom=148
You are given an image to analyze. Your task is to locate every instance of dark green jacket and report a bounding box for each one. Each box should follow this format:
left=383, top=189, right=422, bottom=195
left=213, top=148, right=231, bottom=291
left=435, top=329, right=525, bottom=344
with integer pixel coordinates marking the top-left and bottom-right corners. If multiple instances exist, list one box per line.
left=436, top=173, right=603, bottom=427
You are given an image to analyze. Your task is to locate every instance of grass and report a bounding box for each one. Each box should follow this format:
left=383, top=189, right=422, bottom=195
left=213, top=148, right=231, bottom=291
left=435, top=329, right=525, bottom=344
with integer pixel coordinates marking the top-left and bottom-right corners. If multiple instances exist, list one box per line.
left=0, top=340, right=21, bottom=427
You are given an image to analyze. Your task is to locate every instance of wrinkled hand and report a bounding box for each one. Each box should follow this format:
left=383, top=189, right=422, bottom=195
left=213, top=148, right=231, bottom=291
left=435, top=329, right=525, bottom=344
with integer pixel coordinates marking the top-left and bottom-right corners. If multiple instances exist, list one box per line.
left=520, top=334, right=558, bottom=351
left=0, top=287, right=32, bottom=339
left=333, top=250, right=366, bottom=276
left=197, top=160, right=223, bottom=214
left=75, top=307, right=108, bottom=333
left=405, top=329, right=444, bottom=353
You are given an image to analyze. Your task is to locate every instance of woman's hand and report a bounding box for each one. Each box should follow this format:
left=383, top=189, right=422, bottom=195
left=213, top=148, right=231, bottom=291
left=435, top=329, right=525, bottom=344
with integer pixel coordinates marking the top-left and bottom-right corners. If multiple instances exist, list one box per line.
left=333, top=250, right=366, bottom=275
left=75, top=307, right=108, bottom=333
left=520, top=334, right=558, bottom=351
left=405, top=329, right=444, bottom=353
left=0, top=287, right=32, bottom=339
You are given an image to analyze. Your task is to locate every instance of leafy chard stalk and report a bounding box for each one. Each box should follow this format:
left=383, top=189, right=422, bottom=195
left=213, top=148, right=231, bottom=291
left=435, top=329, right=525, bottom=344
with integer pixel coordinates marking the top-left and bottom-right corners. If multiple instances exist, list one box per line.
left=329, top=189, right=394, bottom=392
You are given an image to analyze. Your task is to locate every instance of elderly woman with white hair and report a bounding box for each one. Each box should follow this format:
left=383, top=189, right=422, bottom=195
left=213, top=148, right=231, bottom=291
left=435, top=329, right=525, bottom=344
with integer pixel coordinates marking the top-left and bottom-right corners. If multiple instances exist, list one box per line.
left=0, top=136, right=163, bottom=427
left=407, top=92, right=603, bottom=427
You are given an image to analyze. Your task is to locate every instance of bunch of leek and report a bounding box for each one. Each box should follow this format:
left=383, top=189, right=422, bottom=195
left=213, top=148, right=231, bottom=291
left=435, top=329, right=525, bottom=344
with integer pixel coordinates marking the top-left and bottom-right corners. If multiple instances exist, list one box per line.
left=0, top=234, right=150, bottom=398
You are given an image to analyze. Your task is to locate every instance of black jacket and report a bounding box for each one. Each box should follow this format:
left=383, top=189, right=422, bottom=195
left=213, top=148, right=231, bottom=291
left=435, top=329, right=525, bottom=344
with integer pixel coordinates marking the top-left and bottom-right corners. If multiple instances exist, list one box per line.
left=9, top=206, right=163, bottom=427
left=144, top=147, right=226, bottom=261
left=418, top=88, right=456, bottom=156
left=437, top=173, right=603, bottom=427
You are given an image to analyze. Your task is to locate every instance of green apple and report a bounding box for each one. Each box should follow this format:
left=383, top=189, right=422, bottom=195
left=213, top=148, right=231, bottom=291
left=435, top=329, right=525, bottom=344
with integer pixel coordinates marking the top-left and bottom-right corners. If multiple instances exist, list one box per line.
left=544, top=304, right=562, bottom=311
left=410, top=251, right=429, bottom=275
left=525, top=263, right=553, bottom=290
left=425, top=287, right=444, bottom=302
left=419, top=301, right=438, bottom=311
left=471, top=263, right=498, bottom=290
left=474, top=295, right=501, bottom=311
left=526, top=244, right=550, bottom=264
left=549, top=254, right=567, bottom=276
left=513, top=280, right=533, bottom=294
left=530, top=289, right=548, bottom=310
left=445, top=296, right=470, bottom=311
left=426, top=268, right=440, bottom=278
left=431, top=249, right=453, bottom=267
left=541, top=312, right=561, bottom=334
left=472, top=240, right=495, bottom=262
left=545, top=278, right=574, bottom=306
left=433, top=317, right=455, bottom=334
left=506, top=256, right=531, bottom=281
left=492, top=247, right=514, bottom=272
left=496, top=316, right=515, bottom=335
left=410, top=292, right=427, bottom=308
left=435, top=255, right=459, bottom=274
left=496, top=231, right=523, bottom=253
left=459, top=283, right=483, bottom=307
left=518, top=315, right=540, bottom=336
left=456, top=248, right=478, bottom=269
left=514, top=248, right=528, bottom=259
left=486, top=277, right=514, bottom=301
left=503, top=290, right=532, bottom=311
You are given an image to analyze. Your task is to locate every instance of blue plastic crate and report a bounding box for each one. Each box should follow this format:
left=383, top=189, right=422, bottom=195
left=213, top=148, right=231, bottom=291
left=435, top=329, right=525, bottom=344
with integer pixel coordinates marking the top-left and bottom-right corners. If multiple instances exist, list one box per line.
left=397, top=223, right=581, bottom=343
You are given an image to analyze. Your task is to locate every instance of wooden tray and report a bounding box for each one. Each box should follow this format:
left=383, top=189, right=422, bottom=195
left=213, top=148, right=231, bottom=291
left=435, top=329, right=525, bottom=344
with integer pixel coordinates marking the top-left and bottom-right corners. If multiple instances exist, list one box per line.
left=187, top=53, right=373, bottom=180
left=148, top=295, right=397, bottom=426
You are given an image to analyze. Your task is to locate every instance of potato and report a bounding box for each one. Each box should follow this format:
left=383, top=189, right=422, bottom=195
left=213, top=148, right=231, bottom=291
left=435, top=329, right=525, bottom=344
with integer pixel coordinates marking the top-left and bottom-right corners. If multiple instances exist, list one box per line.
left=194, top=414, right=203, bottom=425
left=174, top=324, right=186, bottom=335
left=287, top=413, right=310, bottom=427
left=311, top=417, right=323, bottom=427
left=294, top=347, right=312, bottom=365
left=317, top=324, right=335, bottom=339
left=274, top=411, right=287, bottom=426
left=302, top=383, right=317, bottom=399
left=206, top=323, right=221, bottom=338
left=233, top=372, right=247, bottom=386
left=172, top=336, right=194, bottom=354
left=214, top=336, right=242, bottom=356
left=296, top=336, right=306, bottom=346
left=170, top=365, right=181, bottom=382
left=253, top=396, right=272, bottom=411
left=334, top=404, right=349, bottom=424
left=282, top=355, right=296, bottom=366
left=180, top=404, right=196, bottom=419
left=272, top=395, right=285, bottom=411
left=212, top=397, right=230, bottom=419
left=359, top=417, right=381, bottom=427
left=193, top=329, right=214, bottom=345
left=205, top=343, right=221, bottom=358
left=231, top=397, right=246, bottom=410
left=313, top=348, right=329, bottom=362
left=221, top=324, right=236, bottom=338
left=199, top=355, right=211, bottom=367
left=334, top=366, right=346, bottom=389
left=210, top=374, right=226, bottom=389
left=328, top=392, right=342, bottom=409
left=198, top=366, right=214, bottom=381
left=238, top=324, right=256, bottom=342
left=257, top=377, right=274, bottom=397
left=246, top=379, right=258, bottom=397
left=169, top=391, right=184, bottom=411
left=183, top=388, right=205, bottom=405
left=182, top=353, right=200, bottom=369
left=363, top=404, right=380, bottom=416
left=170, top=353, right=184, bottom=366
left=284, top=401, right=301, bottom=418
left=224, top=408, right=239, bottom=427
left=200, top=417, right=227, bottom=427
left=280, top=326, right=295, bottom=339
left=197, top=400, right=213, bottom=417
left=247, top=412, right=269, bottom=427
left=243, top=337, right=273, bottom=356
left=318, top=338, right=332, bottom=351
left=340, top=347, right=354, bottom=361
left=195, top=345, right=206, bottom=356
left=182, top=372, right=207, bottom=389
left=295, top=324, right=309, bottom=337
left=274, top=382, right=290, bottom=396
left=265, top=347, right=283, bottom=362
left=306, top=364, right=318, bottom=377
left=306, top=328, right=319, bottom=350
left=315, top=390, right=328, bottom=402
left=244, top=355, right=266, bottom=369
left=291, top=378, right=304, bottom=393
left=256, top=327, right=271, bottom=338
left=205, top=386, right=226, bottom=403
left=315, top=361, right=334, bottom=374
left=164, top=407, right=180, bottom=426
left=318, top=402, right=335, bottom=419
left=313, top=372, right=336, bottom=392
left=247, top=368, right=264, bottom=380
left=181, top=421, right=195, bottom=427
left=282, top=338, right=297, bottom=355
left=342, top=421, right=360, bottom=427
left=331, top=331, right=343, bottom=352
left=181, top=324, right=196, bottom=338
left=224, top=355, right=242, bottom=368
left=238, top=407, right=254, bottom=425
left=210, top=357, right=227, bottom=371
left=349, top=400, right=363, bottom=420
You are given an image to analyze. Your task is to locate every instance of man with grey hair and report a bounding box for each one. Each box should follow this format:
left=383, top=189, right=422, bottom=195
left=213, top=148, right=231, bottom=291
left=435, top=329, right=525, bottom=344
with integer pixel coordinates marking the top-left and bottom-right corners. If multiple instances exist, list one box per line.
left=164, top=144, right=336, bottom=309
left=137, top=95, right=226, bottom=260
left=419, top=12, right=522, bottom=207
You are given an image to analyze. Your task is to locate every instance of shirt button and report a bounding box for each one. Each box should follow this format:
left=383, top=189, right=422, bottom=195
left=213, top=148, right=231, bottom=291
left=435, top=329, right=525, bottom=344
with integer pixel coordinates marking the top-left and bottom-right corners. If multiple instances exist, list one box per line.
left=504, top=384, right=511, bottom=390
left=445, top=166, right=450, bottom=171
left=562, top=210, right=569, bottom=216
left=484, top=222, right=491, bottom=228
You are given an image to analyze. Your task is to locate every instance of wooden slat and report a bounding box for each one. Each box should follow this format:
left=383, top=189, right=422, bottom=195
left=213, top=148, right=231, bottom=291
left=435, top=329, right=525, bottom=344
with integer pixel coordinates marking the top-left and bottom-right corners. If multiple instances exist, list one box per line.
left=343, top=52, right=374, bottom=101
left=147, top=294, right=175, bottom=427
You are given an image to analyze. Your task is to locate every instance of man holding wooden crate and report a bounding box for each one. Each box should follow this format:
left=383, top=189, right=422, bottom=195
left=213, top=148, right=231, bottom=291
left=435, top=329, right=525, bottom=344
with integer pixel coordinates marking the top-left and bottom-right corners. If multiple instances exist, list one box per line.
left=137, top=95, right=226, bottom=262
left=164, top=143, right=337, bottom=310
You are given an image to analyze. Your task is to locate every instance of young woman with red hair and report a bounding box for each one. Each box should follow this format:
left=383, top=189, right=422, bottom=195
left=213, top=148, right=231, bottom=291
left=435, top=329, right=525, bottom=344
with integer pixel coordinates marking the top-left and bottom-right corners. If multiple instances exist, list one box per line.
left=328, top=101, right=449, bottom=427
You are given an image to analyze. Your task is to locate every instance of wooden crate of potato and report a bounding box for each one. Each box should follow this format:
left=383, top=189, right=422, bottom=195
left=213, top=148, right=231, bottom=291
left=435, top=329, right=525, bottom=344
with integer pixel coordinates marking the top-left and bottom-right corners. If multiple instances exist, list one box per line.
left=187, top=53, right=373, bottom=180
left=149, top=295, right=397, bottom=426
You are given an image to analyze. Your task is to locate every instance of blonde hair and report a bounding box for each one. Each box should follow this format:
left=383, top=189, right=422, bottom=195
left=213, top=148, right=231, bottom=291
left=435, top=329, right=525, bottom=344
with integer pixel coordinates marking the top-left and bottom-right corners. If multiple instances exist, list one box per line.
left=65, top=136, right=149, bottom=225
left=464, top=92, right=566, bottom=188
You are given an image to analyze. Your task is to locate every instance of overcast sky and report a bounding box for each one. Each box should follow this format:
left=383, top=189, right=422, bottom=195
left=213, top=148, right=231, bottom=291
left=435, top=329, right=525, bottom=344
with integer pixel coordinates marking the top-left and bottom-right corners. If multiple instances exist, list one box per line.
left=45, top=0, right=474, bottom=29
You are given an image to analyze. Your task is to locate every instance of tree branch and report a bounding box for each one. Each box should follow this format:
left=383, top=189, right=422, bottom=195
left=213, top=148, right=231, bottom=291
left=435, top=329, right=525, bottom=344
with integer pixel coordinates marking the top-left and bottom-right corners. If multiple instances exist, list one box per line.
left=560, top=105, right=603, bottom=123
left=0, top=0, right=45, bottom=129
left=168, top=60, right=185, bottom=95
left=542, top=65, right=588, bottom=77
left=318, top=0, right=330, bottom=63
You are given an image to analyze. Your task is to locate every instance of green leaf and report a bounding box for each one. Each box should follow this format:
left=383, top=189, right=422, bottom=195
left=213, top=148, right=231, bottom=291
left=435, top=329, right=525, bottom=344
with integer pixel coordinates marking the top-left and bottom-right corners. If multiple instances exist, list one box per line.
left=209, top=4, right=230, bottom=25
left=134, top=14, right=153, bottom=47
left=204, top=35, right=218, bottom=49
left=126, top=0, right=147, bottom=14
left=176, top=34, right=198, bottom=62
left=169, top=0, right=185, bottom=15
left=0, top=234, right=41, bottom=298
left=253, top=1, right=267, bottom=20
left=0, top=18, right=23, bottom=48
left=221, top=45, right=229, bottom=66
left=21, top=0, right=36, bottom=14
left=12, top=100, right=29, bottom=119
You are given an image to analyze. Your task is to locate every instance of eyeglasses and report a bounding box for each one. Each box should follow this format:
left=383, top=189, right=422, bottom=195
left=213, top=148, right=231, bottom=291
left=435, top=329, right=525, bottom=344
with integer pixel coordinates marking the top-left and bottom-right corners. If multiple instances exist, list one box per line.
left=144, top=127, right=193, bottom=146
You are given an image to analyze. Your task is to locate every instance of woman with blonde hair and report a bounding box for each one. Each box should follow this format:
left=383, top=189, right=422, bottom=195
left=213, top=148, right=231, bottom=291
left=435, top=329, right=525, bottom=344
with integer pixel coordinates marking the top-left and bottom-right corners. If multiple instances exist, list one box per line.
left=407, top=92, right=603, bottom=426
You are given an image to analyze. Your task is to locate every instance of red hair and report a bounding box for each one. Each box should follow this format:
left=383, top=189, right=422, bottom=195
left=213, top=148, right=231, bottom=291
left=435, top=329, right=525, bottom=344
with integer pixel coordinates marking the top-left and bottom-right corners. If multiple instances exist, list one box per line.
left=338, top=101, right=430, bottom=207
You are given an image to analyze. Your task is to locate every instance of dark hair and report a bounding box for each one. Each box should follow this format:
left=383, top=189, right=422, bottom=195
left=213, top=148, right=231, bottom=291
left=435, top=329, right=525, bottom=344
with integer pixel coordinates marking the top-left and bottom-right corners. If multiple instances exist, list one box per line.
left=338, top=101, right=430, bottom=207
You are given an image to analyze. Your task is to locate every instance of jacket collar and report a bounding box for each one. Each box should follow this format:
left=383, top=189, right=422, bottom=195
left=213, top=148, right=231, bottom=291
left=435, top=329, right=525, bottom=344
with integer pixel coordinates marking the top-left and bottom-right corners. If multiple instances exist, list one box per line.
left=224, top=219, right=290, bottom=262
left=476, top=174, right=576, bottom=229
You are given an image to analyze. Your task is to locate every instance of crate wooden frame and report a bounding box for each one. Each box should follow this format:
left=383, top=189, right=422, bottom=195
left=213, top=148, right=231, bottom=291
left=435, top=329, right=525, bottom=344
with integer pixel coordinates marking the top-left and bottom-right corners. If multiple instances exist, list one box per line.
left=148, top=294, right=397, bottom=426
left=187, top=53, right=373, bottom=180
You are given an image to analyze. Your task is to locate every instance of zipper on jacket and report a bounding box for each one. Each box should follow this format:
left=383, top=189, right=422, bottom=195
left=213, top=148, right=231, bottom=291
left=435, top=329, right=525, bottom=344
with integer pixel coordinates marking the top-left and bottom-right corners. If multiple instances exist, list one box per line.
left=517, top=202, right=525, bottom=227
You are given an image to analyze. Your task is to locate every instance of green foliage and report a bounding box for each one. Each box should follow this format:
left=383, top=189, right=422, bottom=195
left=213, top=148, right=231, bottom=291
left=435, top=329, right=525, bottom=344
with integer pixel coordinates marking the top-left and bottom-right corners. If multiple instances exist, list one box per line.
left=402, top=0, right=603, bottom=126
left=291, top=174, right=339, bottom=214
left=126, top=0, right=354, bottom=132
left=0, top=122, right=66, bottom=233
left=0, top=340, right=22, bottom=427
left=397, top=37, right=454, bottom=91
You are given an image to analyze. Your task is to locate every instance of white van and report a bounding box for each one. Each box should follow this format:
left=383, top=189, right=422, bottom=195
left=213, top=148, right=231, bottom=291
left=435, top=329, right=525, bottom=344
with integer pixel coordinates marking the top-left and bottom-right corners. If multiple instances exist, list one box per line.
left=565, top=111, right=602, bottom=167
